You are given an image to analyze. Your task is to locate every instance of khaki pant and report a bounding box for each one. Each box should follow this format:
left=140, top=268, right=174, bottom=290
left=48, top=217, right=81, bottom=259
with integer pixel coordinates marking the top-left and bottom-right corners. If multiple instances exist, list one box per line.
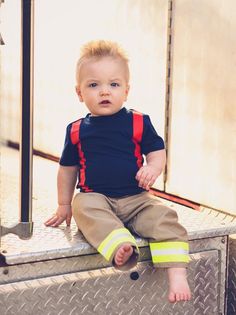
left=72, top=191, right=189, bottom=270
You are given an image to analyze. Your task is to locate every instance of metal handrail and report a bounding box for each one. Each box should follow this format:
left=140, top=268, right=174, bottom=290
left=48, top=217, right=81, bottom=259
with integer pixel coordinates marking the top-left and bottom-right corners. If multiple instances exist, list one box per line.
left=0, top=0, right=34, bottom=243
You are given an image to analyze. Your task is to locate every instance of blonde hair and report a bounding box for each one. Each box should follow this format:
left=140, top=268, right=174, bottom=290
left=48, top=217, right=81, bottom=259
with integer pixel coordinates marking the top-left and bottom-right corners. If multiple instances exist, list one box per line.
left=76, top=40, right=129, bottom=84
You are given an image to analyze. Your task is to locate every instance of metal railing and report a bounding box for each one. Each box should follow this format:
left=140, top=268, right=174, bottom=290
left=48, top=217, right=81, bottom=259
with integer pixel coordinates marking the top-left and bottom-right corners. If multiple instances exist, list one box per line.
left=0, top=0, right=34, bottom=242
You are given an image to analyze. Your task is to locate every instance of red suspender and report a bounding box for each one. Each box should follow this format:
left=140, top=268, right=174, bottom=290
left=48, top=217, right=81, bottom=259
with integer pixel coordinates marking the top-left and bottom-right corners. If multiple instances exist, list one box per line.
left=132, top=110, right=143, bottom=168
left=70, top=111, right=143, bottom=191
left=70, top=119, right=92, bottom=192
left=70, top=119, right=81, bottom=145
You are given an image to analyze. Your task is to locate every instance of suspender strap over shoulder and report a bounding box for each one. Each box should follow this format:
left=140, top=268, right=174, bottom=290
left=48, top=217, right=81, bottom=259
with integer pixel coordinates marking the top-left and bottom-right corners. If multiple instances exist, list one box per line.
left=132, top=110, right=143, bottom=143
left=70, top=112, right=144, bottom=144
left=70, top=119, right=82, bottom=145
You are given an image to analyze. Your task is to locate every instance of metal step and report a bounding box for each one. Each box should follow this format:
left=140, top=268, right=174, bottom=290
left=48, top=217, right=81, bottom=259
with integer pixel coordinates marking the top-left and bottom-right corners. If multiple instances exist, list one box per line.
left=1, top=146, right=236, bottom=314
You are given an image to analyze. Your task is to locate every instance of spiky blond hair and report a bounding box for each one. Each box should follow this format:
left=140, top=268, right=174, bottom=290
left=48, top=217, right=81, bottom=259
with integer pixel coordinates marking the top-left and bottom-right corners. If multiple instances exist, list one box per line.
left=76, top=40, right=129, bottom=84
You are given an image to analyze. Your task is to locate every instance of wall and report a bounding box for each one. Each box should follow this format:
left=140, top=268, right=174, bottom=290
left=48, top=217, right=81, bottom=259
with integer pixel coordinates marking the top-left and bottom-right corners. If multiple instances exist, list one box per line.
left=166, top=0, right=236, bottom=213
left=1, top=0, right=235, bottom=213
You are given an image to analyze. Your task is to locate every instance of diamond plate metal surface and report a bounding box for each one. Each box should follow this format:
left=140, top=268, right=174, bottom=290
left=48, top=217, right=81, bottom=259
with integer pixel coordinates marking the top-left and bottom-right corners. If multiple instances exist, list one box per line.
left=0, top=251, right=220, bottom=315
left=227, top=235, right=236, bottom=315
left=190, top=236, right=227, bottom=315
left=0, top=246, right=151, bottom=285
left=0, top=237, right=227, bottom=315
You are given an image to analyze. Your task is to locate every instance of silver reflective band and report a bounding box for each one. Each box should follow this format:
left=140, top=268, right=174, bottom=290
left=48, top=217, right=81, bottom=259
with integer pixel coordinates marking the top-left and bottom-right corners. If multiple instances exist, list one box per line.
left=151, top=249, right=189, bottom=256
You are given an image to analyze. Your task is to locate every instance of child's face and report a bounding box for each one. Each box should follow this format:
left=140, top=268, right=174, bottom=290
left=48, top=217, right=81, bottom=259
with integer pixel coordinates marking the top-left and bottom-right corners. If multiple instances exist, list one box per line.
left=76, top=57, right=129, bottom=116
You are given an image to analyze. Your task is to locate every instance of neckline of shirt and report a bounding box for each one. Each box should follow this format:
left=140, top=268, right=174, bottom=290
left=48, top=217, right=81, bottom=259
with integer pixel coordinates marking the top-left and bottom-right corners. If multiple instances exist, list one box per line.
left=85, top=107, right=127, bottom=123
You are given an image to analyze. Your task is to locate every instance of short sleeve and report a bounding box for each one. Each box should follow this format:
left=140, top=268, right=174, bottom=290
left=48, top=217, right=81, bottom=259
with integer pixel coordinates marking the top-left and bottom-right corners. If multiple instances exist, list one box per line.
left=141, top=115, right=165, bottom=155
left=59, top=123, right=79, bottom=166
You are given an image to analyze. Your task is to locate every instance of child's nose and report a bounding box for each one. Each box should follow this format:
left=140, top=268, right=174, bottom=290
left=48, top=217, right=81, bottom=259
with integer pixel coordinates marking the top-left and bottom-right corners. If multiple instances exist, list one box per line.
left=99, top=86, right=110, bottom=96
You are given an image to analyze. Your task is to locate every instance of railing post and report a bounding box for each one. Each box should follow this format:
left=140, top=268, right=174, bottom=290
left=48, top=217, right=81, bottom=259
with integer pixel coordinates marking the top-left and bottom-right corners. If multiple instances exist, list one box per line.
left=0, top=0, right=34, bottom=242
left=20, top=0, right=34, bottom=227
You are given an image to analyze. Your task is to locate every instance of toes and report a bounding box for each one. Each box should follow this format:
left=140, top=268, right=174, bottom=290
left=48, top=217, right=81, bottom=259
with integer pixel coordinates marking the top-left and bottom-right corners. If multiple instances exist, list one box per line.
left=186, top=293, right=192, bottom=301
left=115, top=254, right=123, bottom=265
left=114, top=245, right=133, bottom=267
left=182, top=293, right=187, bottom=301
left=114, top=248, right=125, bottom=265
left=168, top=292, right=176, bottom=303
left=175, top=293, right=181, bottom=302
left=119, top=247, right=126, bottom=254
left=123, top=245, right=132, bottom=252
left=169, top=292, right=191, bottom=303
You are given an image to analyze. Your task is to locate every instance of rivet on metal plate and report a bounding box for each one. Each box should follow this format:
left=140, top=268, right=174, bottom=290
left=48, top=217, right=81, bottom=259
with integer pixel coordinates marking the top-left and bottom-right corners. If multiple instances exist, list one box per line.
left=130, top=271, right=139, bottom=280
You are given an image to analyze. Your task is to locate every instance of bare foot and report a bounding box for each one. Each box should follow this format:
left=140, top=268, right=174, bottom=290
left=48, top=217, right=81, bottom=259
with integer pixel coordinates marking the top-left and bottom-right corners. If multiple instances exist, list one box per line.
left=114, top=244, right=133, bottom=267
left=167, top=267, right=191, bottom=303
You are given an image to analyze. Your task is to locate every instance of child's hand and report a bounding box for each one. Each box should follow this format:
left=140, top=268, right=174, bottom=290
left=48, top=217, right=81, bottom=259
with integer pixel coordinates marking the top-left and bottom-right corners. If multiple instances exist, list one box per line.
left=135, top=165, right=159, bottom=190
left=44, top=205, right=72, bottom=227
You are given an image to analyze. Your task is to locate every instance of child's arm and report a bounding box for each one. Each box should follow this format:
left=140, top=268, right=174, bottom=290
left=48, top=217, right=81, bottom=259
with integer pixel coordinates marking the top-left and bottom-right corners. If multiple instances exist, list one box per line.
left=135, top=149, right=166, bottom=190
left=44, top=165, right=78, bottom=227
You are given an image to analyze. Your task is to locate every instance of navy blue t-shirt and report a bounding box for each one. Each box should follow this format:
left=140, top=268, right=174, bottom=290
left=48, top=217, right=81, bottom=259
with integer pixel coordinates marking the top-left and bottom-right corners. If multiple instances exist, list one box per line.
left=60, top=107, right=165, bottom=197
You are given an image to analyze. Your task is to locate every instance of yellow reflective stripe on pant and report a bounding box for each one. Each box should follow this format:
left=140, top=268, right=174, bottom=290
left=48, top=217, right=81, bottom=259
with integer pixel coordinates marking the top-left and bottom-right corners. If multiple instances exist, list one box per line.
left=97, top=228, right=138, bottom=261
left=150, top=241, right=190, bottom=264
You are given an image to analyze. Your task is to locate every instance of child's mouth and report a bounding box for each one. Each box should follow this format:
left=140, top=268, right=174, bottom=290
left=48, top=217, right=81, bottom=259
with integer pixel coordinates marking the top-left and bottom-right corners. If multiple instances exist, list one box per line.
left=100, top=100, right=111, bottom=105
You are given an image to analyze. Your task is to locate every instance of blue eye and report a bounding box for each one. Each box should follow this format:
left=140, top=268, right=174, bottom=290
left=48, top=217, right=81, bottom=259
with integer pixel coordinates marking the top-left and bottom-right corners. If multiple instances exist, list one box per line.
left=89, top=83, right=97, bottom=88
left=111, top=82, right=119, bottom=87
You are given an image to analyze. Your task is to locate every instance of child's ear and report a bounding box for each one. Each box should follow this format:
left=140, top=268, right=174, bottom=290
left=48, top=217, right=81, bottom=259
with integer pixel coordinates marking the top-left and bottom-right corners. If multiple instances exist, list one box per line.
left=75, top=86, right=83, bottom=102
left=125, top=84, right=130, bottom=101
